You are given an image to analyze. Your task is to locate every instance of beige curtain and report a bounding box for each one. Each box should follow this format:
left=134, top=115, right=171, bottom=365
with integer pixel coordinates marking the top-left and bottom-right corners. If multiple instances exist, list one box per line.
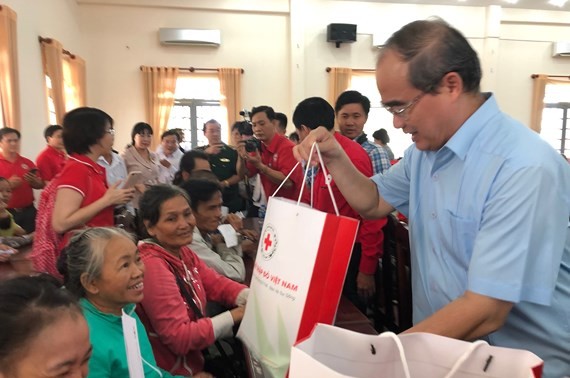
left=530, top=75, right=548, bottom=133
left=63, top=54, right=87, bottom=109
left=40, top=38, right=66, bottom=124
left=218, top=68, right=242, bottom=141
left=327, top=67, right=352, bottom=106
left=141, top=66, right=179, bottom=148
left=0, top=5, right=20, bottom=129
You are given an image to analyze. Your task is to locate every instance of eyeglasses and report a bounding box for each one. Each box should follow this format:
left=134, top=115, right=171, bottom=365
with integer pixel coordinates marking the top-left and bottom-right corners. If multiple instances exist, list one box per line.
left=382, top=92, right=426, bottom=120
left=106, top=128, right=115, bottom=136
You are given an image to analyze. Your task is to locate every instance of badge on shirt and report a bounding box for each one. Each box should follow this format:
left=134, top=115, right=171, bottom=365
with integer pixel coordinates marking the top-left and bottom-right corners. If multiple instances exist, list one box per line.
left=21, top=163, right=29, bottom=170
left=220, top=158, right=230, bottom=163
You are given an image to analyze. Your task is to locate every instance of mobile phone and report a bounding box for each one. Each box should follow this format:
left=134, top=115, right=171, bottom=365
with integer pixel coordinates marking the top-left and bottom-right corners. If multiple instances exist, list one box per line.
left=122, top=171, right=142, bottom=189
left=28, top=168, right=38, bottom=175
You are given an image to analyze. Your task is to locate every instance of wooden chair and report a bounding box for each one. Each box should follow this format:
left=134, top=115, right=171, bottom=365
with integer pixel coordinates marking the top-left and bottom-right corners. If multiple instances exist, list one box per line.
left=374, top=213, right=413, bottom=333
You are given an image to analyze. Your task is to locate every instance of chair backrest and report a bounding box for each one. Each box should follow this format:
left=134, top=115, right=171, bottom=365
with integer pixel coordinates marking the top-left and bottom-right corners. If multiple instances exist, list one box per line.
left=374, top=213, right=412, bottom=333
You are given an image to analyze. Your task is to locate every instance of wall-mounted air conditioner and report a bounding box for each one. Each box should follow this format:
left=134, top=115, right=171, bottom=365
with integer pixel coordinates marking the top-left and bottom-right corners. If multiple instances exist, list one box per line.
left=552, top=41, right=570, bottom=57
left=159, top=28, right=221, bottom=46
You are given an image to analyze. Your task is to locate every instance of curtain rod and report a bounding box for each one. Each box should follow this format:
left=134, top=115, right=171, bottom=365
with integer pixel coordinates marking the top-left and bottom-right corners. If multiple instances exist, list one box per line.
left=531, top=74, right=570, bottom=79
left=38, top=36, right=76, bottom=59
left=139, top=66, right=244, bottom=73
left=326, top=67, right=374, bottom=73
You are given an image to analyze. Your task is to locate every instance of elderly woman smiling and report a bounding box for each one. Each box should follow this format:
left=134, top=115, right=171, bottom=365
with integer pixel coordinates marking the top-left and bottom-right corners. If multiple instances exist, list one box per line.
left=60, top=227, right=211, bottom=378
left=136, top=185, right=249, bottom=377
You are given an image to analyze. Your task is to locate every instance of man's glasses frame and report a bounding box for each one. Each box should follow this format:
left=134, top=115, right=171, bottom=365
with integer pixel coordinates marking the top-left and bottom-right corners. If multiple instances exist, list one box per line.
left=382, top=92, right=426, bottom=120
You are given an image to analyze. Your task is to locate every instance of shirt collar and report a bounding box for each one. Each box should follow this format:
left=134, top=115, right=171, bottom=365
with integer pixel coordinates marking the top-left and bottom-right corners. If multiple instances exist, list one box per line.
left=70, top=153, right=105, bottom=175
left=442, top=93, right=497, bottom=161
left=263, top=133, right=282, bottom=154
left=80, top=298, right=136, bottom=321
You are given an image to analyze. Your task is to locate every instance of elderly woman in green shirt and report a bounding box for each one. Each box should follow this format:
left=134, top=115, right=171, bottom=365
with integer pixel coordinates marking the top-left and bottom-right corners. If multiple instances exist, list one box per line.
left=60, top=227, right=211, bottom=378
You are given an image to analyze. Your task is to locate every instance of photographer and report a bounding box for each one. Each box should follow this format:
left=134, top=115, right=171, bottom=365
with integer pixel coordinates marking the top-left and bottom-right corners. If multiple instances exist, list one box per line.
left=237, top=106, right=304, bottom=205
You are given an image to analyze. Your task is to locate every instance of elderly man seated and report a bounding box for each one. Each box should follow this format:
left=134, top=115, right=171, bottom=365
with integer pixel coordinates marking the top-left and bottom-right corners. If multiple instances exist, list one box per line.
left=180, top=178, right=258, bottom=283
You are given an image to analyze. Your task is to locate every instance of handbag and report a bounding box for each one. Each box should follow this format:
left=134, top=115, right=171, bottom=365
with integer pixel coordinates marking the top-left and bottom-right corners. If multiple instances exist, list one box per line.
left=237, top=143, right=360, bottom=377
left=164, top=259, right=247, bottom=378
left=290, top=323, right=544, bottom=378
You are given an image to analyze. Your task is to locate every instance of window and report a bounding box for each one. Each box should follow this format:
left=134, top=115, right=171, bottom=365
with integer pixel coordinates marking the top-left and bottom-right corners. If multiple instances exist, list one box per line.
left=0, top=91, right=4, bottom=128
left=45, top=75, right=57, bottom=124
left=167, top=74, right=226, bottom=150
left=540, top=83, right=570, bottom=157
left=349, top=73, right=412, bottom=159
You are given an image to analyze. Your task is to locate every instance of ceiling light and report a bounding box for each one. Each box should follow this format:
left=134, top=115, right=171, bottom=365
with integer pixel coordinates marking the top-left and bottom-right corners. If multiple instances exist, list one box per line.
left=504, top=0, right=518, bottom=4
left=548, top=0, right=567, bottom=6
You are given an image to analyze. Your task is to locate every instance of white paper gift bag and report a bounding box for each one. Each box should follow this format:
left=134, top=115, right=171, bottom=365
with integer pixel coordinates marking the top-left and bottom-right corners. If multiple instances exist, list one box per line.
left=290, top=324, right=543, bottom=378
left=238, top=145, right=360, bottom=378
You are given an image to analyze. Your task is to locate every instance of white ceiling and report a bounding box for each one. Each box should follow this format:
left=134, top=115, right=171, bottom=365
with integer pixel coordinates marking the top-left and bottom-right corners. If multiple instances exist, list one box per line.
left=342, top=0, right=570, bottom=11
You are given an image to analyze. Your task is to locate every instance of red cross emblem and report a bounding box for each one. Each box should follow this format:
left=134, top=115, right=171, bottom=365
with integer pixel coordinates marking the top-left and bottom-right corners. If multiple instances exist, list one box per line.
left=263, top=233, right=273, bottom=251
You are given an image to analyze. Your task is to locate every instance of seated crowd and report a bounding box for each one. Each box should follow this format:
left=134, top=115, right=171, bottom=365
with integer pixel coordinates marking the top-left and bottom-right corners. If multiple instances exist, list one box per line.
left=0, top=19, right=568, bottom=377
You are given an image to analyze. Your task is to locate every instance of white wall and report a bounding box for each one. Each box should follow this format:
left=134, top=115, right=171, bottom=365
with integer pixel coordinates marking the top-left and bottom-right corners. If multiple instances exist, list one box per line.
left=2, top=0, right=83, bottom=159
left=79, top=2, right=290, bottom=149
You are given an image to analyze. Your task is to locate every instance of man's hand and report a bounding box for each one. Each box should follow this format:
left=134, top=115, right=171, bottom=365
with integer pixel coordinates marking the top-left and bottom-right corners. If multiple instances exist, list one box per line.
left=205, top=143, right=223, bottom=155
left=357, top=272, right=376, bottom=300
left=293, top=126, right=343, bottom=166
left=225, top=213, right=243, bottom=231
left=159, top=158, right=171, bottom=168
left=23, top=172, right=44, bottom=189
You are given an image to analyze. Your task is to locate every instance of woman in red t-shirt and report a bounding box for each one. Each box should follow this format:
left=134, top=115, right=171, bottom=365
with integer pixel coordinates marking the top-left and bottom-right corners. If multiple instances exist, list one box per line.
left=31, top=107, right=135, bottom=278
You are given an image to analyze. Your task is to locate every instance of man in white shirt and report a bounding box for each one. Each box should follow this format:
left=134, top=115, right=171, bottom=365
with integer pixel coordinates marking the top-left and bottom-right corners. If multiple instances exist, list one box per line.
left=155, top=129, right=183, bottom=183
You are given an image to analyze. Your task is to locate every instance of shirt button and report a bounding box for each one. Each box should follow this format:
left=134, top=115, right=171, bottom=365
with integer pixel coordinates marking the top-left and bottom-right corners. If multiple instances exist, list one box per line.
left=431, top=212, right=437, bottom=219
left=433, top=174, right=439, bottom=181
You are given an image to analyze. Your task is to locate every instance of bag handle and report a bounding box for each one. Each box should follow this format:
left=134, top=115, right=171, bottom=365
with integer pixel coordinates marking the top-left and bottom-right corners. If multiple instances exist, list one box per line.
left=443, top=340, right=488, bottom=378
left=272, top=142, right=340, bottom=216
left=378, top=332, right=411, bottom=378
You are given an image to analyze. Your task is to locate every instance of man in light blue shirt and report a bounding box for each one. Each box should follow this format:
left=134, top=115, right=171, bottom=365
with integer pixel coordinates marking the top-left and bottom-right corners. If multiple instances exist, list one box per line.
left=295, top=19, right=570, bottom=378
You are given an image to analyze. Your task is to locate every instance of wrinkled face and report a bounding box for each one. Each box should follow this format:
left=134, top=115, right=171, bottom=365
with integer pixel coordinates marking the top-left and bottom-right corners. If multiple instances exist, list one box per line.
left=0, top=180, right=12, bottom=204
left=161, top=135, right=179, bottom=155
left=88, top=236, right=145, bottom=313
left=0, top=132, right=20, bottom=155
left=146, top=195, right=196, bottom=253
left=48, top=129, right=65, bottom=150
left=204, top=122, right=222, bottom=145
left=251, top=112, right=276, bottom=143
left=134, top=130, right=152, bottom=150
left=376, top=50, right=450, bottom=151
left=337, top=103, right=368, bottom=140
left=194, top=191, right=223, bottom=233
left=5, top=312, right=92, bottom=378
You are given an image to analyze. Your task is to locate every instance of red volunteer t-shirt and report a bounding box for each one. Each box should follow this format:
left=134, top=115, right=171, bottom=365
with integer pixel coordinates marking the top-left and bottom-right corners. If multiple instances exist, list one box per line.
left=245, top=133, right=304, bottom=201
left=57, top=154, right=113, bottom=227
left=0, top=154, right=36, bottom=208
left=36, top=145, right=67, bottom=181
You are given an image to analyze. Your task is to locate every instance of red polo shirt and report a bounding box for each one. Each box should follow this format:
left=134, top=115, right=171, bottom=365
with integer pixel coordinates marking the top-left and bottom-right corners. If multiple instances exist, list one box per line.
left=57, top=154, right=113, bottom=227
left=308, top=132, right=386, bottom=275
left=0, top=153, right=36, bottom=208
left=245, top=133, right=304, bottom=201
left=36, top=145, right=67, bottom=181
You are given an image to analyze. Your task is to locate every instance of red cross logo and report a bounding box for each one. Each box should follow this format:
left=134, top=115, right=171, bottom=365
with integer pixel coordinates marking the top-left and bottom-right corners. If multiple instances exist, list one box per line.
left=263, top=233, right=273, bottom=251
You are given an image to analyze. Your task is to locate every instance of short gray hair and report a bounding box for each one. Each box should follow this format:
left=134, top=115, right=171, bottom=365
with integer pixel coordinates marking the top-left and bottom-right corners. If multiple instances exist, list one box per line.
left=63, top=227, right=133, bottom=298
left=379, top=18, right=481, bottom=94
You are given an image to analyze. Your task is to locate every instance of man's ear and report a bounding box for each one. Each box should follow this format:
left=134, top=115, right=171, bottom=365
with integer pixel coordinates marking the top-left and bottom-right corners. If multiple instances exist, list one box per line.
left=80, top=272, right=99, bottom=296
left=441, top=71, right=464, bottom=99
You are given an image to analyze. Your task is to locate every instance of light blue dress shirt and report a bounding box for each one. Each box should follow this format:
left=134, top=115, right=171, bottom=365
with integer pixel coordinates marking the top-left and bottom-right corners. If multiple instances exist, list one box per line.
left=373, top=94, right=570, bottom=378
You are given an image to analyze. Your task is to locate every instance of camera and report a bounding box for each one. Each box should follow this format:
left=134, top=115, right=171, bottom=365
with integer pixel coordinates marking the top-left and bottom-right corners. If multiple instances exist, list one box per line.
left=239, top=109, right=252, bottom=122
left=244, top=138, right=261, bottom=153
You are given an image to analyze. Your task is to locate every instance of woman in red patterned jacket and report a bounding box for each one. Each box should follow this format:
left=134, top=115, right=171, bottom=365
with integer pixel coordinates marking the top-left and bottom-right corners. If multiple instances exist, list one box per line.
left=136, top=184, right=249, bottom=376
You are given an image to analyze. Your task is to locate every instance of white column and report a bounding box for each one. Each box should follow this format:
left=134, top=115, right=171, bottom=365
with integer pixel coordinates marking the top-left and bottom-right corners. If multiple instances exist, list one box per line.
left=481, top=5, right=501, bottom=92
